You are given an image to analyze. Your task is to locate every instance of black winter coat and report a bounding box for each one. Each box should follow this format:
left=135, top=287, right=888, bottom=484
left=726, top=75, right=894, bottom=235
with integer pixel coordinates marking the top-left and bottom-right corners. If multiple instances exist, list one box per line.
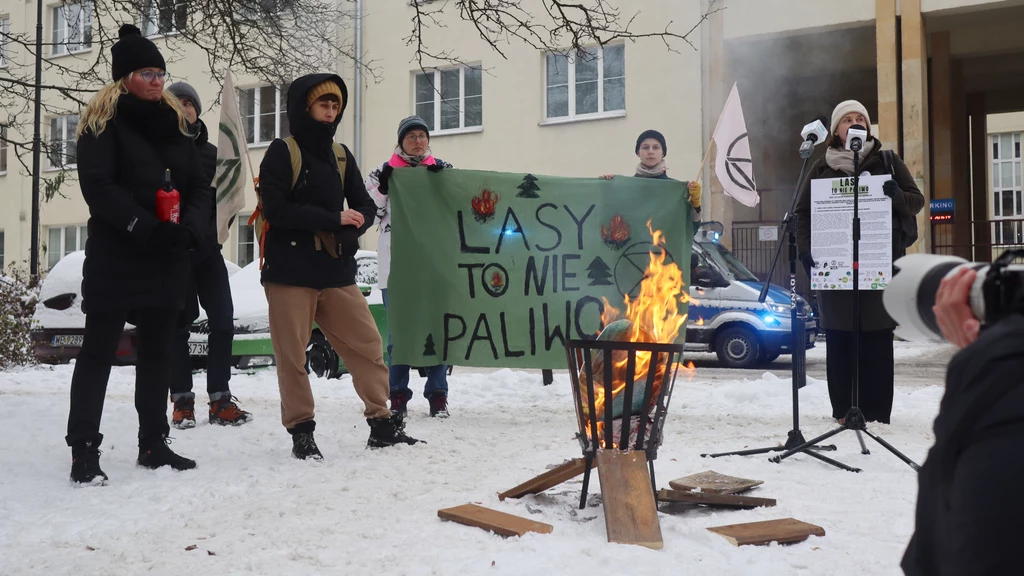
left=76, top=94, right=213, bottom=313
left=795, top=142, right=925, bottom=332
left=190, top=118, right=219, bottom=244
left=902, top=310, right=1024, bottom=576
left=258, top=73, right=374, bottom=289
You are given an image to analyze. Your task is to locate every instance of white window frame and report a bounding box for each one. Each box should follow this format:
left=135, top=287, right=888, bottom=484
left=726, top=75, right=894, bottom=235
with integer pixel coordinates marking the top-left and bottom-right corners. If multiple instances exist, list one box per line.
left=47, top=114, right=79, bottom=170
left=413, top=65, right=484, bottom=136
left=140, top=0, right=187, bottom=38
left=237, top=214, right=255, bottom=268
left=0, top=16, right=10, bottom=68
left=0, top=125, right=8, bottom=175
left=237, top=0, right=295, bottom=20
left=542, top=43, right=626, bottom=125
left=51, top=1, right=93, bottom=57
left=991, top=132, right=1023, bottom=246
left=238, top=85, right=289, bottom=147
left=46, top=224, right=88, bottom=270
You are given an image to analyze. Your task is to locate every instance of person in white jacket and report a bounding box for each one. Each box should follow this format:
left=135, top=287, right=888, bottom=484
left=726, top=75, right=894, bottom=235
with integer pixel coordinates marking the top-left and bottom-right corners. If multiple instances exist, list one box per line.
left=365, top=116, right=454, bottom=418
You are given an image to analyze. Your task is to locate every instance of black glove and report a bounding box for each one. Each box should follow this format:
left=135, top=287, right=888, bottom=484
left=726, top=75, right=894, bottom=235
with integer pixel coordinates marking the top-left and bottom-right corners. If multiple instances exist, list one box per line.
left=799, top=251, right=816, bottom=275
left=882, top=179, right=901, bottom=199
left=150, top=222, right=195, bottom=252
left=377, top=165, right=394, bottom=195
left=426, top=163, right=444, bottom=173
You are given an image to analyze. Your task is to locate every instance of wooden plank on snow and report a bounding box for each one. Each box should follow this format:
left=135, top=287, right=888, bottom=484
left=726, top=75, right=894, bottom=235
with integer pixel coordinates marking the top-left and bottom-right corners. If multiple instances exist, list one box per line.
left=498, top=458, right=594, bottom=501
left=707, top=518, right=825, bottom=547
left=595, top=449, right=663, bottom=550
left=657, top=489, right=776, bottom=509
left=437, top=504, right=553, bottom=538
left=668, top=470, right=764, bottom=494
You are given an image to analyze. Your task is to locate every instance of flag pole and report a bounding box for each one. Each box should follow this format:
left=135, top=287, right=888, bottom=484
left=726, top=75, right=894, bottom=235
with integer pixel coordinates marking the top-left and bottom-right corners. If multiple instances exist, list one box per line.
left=694, top=81, right=736, bottom=182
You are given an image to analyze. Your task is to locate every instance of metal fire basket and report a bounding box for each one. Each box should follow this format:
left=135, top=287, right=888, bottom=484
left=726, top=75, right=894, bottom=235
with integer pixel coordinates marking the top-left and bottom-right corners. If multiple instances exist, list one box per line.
left=565, top=338, right=684, bottom=509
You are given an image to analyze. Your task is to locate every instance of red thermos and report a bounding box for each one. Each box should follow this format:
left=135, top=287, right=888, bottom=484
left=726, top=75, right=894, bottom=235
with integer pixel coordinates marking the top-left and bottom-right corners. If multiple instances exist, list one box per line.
left=156, top=168, right=181, bottom=224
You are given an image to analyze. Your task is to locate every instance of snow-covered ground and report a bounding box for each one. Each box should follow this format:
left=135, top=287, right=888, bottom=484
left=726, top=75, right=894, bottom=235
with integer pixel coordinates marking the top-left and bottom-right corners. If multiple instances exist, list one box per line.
left=0, top=342, right=950, bottom=575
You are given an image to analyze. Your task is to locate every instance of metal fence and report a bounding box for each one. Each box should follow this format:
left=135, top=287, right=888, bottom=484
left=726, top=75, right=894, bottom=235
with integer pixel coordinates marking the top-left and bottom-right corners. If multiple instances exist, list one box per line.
left=932, top=218, right=1024, bottom=262
left=730, top=221, right=812, bottom=299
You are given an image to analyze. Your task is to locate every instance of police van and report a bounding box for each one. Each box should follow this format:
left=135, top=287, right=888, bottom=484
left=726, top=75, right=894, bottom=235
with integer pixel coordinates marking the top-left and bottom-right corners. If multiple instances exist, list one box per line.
left=687, top=224, right=817, bottom=368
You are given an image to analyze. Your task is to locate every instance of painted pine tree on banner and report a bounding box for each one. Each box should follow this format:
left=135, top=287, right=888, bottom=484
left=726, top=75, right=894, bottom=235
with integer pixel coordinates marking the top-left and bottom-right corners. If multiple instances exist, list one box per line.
left=516, top=174, right=541, bottom=198
left=586, top=257, right=613, bottom=286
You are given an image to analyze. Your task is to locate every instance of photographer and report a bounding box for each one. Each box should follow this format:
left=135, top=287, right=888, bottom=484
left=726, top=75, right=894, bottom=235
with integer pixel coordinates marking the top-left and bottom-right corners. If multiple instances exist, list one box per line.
left=902, top=268, right=1024, bottom=575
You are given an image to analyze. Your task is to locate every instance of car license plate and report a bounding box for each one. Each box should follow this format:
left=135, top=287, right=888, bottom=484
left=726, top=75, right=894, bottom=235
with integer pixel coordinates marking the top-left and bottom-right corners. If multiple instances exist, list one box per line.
left=51, top=334, right=84, bottom=347
left=189, top=343, right=209, bottom=356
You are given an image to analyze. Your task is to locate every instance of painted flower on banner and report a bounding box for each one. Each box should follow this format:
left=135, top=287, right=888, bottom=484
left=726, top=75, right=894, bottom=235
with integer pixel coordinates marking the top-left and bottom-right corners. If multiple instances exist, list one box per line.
left=472, top=189, right=500, bottom=223
left=601, top=215, right=632, bottom=251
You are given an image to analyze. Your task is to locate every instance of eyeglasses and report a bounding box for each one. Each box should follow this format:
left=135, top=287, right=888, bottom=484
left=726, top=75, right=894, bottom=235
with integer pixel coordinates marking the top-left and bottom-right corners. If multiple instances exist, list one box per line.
left=404, top=133, right=429, bottom=142
left=138, top=70, right=168, bottom=83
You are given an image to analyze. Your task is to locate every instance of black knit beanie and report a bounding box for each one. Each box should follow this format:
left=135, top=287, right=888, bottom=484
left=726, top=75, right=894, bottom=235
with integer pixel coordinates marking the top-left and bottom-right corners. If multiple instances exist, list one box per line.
left=111, top=24, right=166, bottom=82
left=635, top=129, right=667, bottom=157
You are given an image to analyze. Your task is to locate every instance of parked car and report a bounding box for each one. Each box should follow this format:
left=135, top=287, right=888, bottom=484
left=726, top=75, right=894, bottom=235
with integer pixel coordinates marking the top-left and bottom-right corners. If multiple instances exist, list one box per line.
left=687, top=226, right=818, bottom=368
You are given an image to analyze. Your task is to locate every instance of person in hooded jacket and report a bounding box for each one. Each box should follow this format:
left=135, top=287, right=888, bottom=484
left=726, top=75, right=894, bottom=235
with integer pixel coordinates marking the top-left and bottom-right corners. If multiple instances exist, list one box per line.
left=902, top=269, right=1024, bottom=576
left=365, top=115, right=453, bottom=419
left=164, top=81, right=251, bottom=430
left=258, top=74, right=420, bottom=460
left=67, top=24, right=211, bottom=484
left=795, top=100, right=925, bottom=424
left=600, top=129, right=703, bottom=222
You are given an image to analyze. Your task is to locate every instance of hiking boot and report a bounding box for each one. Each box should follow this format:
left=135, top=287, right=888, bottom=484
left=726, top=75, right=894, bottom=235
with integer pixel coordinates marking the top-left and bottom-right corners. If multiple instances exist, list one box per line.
left=367, top=411, right=422, bottom=449
left=209, top=396, right=253, bottom=426
left=389, top=390, right=412, bottom=415
left=172, top=397, right=196, bottom=430
left=291, top=432, right=323, bottom=461
left=137, top=437, right=197, bottom=471
left=70, top=439, right=108, bottom=486
left=428, top=393, right=450, bottom=419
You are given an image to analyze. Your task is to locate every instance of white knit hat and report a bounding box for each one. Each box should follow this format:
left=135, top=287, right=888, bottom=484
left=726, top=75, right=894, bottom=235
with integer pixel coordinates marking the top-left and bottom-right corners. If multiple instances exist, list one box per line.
left=830, top=100, right=871, bottom=135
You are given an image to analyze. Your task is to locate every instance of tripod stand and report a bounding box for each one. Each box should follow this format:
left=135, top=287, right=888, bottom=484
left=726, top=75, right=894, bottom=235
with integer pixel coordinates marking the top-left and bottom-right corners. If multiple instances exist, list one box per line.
left=770, top=136, right=920, bottom=472
left=702, top=136, right=853, bottom=472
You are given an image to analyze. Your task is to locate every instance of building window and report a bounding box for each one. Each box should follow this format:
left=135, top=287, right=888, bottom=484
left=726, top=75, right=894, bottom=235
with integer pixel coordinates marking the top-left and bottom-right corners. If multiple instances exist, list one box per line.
left=51, top=1, right=93, bottom=56
left=991, top=132, right=1023, bottom=246
left=237, top=0, right=295, bottom=20
left=46, top=224, right=88, bottom=270
left=545, top=44, right=625, bottom=121
left=237, top=216, right=255, bottom=267
left=140, top=0, right=187, bottom=37
left=0, top=125, right=7, bottom=174
left=48, top=115, right=79, bottom=169
left=414, top=65, right=483, bottom=133
left=1, top=16, right=10, bottom=67
left=238, top=84, right=289, bottom=146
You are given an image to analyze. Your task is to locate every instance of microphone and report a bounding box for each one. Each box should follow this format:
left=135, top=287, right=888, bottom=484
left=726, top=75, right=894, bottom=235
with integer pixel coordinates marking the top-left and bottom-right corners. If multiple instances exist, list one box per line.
left=801, top=117, right=829, bottom=145
left=846, top=124, right=868, bottom=153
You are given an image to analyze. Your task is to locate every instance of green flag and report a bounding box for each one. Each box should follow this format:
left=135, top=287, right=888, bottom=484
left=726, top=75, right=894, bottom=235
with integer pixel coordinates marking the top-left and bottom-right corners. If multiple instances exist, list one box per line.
left=388, top=169, right=694, bottom=369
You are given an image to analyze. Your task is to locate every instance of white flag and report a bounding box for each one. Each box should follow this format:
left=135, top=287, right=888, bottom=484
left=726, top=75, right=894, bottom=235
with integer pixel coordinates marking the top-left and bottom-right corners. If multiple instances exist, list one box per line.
left=713, top=83, right=759, bottom=207
left=214, top=70, right=250, bottom=245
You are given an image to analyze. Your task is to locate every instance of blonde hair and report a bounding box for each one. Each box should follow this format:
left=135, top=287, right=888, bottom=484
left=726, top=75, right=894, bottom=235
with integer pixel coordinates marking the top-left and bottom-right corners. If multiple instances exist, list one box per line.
left=78, top=73, right=190, bottom=138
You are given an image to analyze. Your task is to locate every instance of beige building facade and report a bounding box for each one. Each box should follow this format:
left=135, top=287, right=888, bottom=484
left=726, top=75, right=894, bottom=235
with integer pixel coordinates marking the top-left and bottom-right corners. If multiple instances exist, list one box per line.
left=0, top=0, right=1021, bottom=274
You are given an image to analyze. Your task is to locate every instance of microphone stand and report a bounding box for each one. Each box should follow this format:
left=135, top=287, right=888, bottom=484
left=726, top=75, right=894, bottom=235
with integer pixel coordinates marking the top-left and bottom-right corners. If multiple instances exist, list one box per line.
left=702, top=136, right=853, bottom=472
left=769, top=139, right=920, bottom=472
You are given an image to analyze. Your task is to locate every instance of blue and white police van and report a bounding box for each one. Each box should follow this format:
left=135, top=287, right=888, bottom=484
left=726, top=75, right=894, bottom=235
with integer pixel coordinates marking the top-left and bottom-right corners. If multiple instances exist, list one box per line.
left=686, top=225, right=817, bottom=368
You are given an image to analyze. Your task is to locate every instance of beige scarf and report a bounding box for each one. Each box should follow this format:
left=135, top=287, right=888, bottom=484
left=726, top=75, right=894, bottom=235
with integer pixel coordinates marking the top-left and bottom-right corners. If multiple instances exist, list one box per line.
left=825, top=138, right=877, bottom=175
left=635, top=160, right=667, bottom=178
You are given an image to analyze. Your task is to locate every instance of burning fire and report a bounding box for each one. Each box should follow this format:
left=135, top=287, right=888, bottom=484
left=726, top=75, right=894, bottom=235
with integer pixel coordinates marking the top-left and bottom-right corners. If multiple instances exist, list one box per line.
left=471, top=189, right=500, bottom=223
left=490, top=271, right=505, bottom=289
left=601, top=215, right=632, bottom=250
left=581, top=220, right=695, bottom=447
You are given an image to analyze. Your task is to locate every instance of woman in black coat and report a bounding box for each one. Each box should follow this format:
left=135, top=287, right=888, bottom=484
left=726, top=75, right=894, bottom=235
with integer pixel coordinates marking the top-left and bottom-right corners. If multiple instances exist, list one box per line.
left=794, top=100, right=925, bottom=424
left=66, top=24, right=212, bottom=484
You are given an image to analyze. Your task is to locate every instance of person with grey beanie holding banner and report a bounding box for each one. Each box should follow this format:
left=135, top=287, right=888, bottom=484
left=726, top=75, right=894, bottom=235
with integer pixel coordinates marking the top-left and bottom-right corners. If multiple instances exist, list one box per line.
left=794, top=100, right=924, bottom=424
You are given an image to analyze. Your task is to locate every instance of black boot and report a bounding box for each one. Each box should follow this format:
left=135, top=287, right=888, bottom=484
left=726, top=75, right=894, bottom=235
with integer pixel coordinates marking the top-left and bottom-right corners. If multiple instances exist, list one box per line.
left=367, top=411, right=422, bottom=448
left=70, top=438, right=108, bottom=485
left=137, top=436, right=197, bottom=471
left=288, top=421, right=323, bottom=460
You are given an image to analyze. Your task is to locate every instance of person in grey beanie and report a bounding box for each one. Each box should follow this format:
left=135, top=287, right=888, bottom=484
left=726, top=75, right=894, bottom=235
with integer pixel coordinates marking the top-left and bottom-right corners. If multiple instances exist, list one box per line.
left=165, top=81, right=252, bottom=429
left=365, top=115, right=454, bottom=418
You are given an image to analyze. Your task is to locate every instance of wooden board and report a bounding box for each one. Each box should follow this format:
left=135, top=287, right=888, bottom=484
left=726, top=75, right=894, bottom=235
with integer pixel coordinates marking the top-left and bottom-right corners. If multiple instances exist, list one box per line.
left=657, top=489, right=776, bottom=509
left=668, top=470, right=764, bottom=494
left=498, top=458, right=594, bottom=501
left=595, top=449, right=663, bottom=550
left=707, top=518, right=825, bottom=547
left=437, top=504, right=553, bottom=537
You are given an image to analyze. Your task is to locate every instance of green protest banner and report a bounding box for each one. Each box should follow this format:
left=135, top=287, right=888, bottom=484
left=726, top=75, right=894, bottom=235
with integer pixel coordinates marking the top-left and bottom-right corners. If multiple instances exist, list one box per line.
left=388, top=169, right=694, bottom=369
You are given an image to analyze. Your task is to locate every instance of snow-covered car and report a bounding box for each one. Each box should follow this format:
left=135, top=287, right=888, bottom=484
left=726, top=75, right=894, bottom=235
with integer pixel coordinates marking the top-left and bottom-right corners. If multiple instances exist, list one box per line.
left=30, top=250, right=387, bottom=378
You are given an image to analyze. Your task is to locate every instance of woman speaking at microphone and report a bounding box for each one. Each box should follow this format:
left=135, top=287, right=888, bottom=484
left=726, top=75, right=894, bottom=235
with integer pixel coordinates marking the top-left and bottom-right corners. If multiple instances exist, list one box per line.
left=794, top=100, right=924, bottom=425
left=66, top=24, right=212, bottom=484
